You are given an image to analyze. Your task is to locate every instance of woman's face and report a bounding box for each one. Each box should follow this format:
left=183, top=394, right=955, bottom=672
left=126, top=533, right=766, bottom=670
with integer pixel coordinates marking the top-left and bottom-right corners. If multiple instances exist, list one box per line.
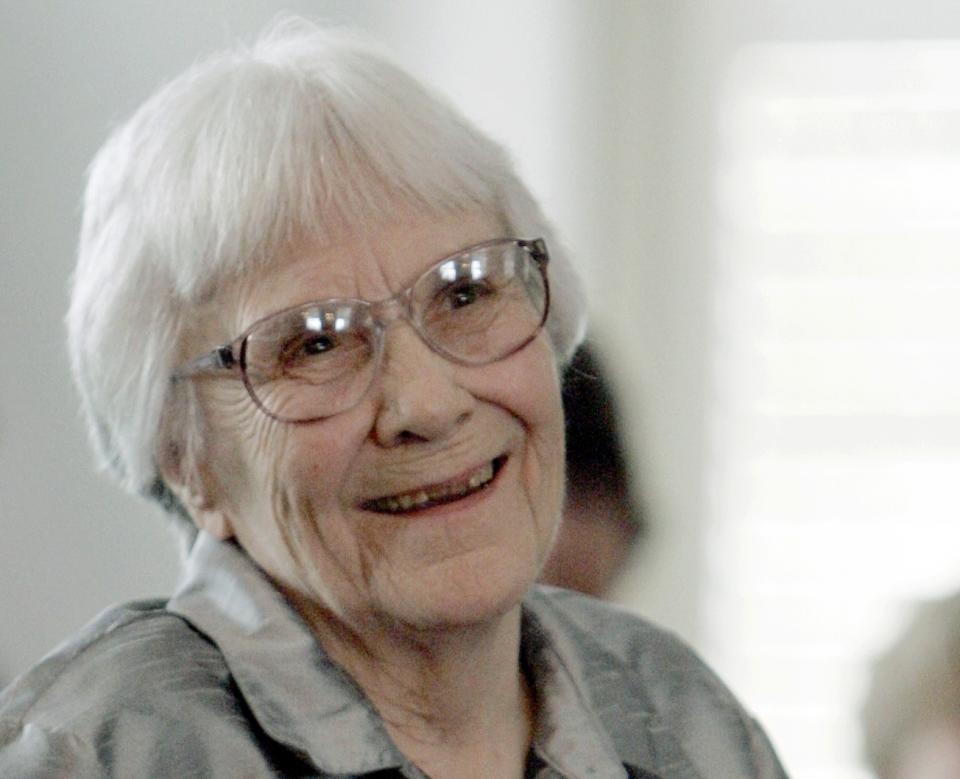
left=189, top=210, right=565, bottom=632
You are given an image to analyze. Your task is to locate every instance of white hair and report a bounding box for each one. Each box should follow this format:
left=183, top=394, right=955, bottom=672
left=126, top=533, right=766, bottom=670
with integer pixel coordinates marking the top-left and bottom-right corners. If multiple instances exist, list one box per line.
left=67, top=17, right=587, bottom=544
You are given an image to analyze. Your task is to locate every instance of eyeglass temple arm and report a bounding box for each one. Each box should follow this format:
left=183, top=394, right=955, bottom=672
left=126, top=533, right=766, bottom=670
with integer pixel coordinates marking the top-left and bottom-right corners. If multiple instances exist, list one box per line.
left=173, top=344, right=237, bottom=380
left=521, top=238, right=549, bottom=266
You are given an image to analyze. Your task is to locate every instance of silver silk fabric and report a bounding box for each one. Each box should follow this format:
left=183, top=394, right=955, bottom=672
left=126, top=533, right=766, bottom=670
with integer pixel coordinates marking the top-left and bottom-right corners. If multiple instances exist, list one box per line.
left=0, top=533, right=788, bottom=778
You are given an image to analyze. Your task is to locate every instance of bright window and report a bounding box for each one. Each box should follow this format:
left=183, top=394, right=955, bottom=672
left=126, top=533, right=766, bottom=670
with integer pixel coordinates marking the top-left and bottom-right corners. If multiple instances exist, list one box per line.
left=706, top=42, right=960, bottom=779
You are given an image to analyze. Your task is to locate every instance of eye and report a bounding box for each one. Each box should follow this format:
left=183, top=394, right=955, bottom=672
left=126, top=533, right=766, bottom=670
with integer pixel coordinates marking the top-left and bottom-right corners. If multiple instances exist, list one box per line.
left=300, top=333, right=336, bottom=355
left=278, top=332, right=339, bottom=368
left=445, top=280, right=491, bottom=309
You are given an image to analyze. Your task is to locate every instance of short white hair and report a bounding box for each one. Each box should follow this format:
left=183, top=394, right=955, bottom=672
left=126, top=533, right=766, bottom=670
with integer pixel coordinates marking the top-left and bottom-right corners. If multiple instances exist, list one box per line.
left=67, top=17, right=587, bottom=542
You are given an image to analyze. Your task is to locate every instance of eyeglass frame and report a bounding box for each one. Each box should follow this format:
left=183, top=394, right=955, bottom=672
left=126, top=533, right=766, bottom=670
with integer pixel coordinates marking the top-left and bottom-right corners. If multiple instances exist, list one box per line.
left=172, top=237, right=551, bottom=424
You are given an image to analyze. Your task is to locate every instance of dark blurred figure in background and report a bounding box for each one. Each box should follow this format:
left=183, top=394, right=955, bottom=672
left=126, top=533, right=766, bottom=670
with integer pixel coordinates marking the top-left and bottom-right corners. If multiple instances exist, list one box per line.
left=539, top=342, right=645, bottom=598
left=862, top=591, right=960, bottom=779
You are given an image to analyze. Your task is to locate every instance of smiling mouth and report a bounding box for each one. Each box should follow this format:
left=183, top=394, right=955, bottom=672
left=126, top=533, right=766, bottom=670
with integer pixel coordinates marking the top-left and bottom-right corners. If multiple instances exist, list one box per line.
left=362, top=457, right=506, bottom=514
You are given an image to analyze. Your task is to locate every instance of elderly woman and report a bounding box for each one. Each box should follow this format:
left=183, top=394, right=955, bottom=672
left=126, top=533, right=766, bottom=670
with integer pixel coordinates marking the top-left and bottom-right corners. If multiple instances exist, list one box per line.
left=0, top=20, right=787, bottom=779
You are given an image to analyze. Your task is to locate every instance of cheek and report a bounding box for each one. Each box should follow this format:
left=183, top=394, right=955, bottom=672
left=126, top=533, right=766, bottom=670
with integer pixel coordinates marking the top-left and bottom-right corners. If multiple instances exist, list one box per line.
left=261, top=420, right=368, bottom=547
left=199, top=387, right=322, bottom=549
left=487, top=337, right=563, bottom=430
left=283, top=419, right=363, bottom=502
left=262, top=441, right=396, bottom=615
left=532, top=352, right=567, bottom=542
left=526, top=392, right=565, bottom=500
left=520, top=342, right=565, bottom=467
left=487, top=340, right=566, bottom=535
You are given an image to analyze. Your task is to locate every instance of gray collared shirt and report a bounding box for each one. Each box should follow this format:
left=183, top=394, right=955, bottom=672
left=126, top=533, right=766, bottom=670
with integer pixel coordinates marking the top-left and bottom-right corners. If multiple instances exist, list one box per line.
left=0, top=533, right=788, bottom=778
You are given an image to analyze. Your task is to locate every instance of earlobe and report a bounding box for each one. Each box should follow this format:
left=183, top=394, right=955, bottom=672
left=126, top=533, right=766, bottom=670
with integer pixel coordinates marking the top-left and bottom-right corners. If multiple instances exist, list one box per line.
left=158, top=445, right=236, bottom=541
left=191, top=503, right=236, bottom=541
left=162, top=472, right=237, bottom=541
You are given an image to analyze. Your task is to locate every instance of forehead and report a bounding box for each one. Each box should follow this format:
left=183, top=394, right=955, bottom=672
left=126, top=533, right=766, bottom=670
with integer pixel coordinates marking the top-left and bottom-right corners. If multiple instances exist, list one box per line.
left=233, top=209, right=505, bottom=327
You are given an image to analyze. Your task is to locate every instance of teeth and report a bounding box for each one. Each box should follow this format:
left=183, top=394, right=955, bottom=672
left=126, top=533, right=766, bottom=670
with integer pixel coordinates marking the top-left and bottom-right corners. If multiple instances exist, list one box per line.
left=468, top=462, right=494, bottom=489
left=367, top=460, right=498, bottom=514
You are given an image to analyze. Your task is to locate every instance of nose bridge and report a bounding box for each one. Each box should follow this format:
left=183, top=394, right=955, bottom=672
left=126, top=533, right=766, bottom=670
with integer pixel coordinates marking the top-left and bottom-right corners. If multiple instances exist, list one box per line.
left=373, top=296, right=474, bottom=445
left=371, top=291, right=410, bottom=331
left=371, top=286, right=431, bottom=365
left=379, top=307, right=448, bottom=388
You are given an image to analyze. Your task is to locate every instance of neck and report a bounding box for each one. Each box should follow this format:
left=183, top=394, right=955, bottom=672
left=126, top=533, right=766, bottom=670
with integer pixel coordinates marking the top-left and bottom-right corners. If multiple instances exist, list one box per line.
left=290, top=596, right=535, bottom=779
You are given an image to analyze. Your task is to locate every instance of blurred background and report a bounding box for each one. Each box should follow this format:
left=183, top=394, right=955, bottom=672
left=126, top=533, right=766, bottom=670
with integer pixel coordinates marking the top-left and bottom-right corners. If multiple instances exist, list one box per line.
left=4, top=2, right=960, bottom=777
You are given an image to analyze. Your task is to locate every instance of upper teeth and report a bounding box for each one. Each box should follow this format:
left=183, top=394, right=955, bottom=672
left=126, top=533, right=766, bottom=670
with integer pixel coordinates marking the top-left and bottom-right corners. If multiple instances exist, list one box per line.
left=370, top=461, right=495, bottom=513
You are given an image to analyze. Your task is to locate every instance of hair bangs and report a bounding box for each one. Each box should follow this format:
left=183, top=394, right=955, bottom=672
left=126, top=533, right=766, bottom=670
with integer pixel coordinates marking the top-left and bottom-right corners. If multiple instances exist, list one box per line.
left=139, top=44, right=507, bottom=303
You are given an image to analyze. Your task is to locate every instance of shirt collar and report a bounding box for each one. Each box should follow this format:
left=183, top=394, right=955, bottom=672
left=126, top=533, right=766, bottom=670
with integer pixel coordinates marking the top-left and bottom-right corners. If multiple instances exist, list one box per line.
left=168, top=532, right=406, bottom=775
left=523, top=588, right=701, bottom=778
left=521, top=601, right=631, bottom=778
left=168, top=533, right=676, bottom=778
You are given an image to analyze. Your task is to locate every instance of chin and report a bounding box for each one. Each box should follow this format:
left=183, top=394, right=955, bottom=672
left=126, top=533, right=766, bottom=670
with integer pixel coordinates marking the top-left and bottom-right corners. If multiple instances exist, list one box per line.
left=385, top=550, right=538, bottom=632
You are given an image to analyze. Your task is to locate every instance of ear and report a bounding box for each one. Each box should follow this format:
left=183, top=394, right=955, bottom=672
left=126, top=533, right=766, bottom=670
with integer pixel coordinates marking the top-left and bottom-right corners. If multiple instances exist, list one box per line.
left=190, top=504, right=235, bottom=541
left=158, top=442, right=236, bottom=541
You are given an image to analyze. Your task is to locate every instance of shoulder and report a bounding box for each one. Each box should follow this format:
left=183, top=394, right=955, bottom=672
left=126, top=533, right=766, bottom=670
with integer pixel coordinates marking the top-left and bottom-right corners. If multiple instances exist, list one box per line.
left=525, top=584, right=715, bottom=685
left=0, top=600, right=260, bottom=776
left=0, top=600, right=230, bottom=723
left=524, top=586, right=788, bottom=777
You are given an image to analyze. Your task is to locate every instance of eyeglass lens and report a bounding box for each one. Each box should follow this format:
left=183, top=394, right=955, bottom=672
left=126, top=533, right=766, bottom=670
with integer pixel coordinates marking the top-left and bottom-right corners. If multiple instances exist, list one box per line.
left=239, top=241, right=547, bottom=422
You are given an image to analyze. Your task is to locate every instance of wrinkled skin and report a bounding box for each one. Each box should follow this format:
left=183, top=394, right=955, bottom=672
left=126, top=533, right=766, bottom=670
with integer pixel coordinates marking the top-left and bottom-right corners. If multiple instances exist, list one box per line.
left=180, top=210, right=566, bottom=639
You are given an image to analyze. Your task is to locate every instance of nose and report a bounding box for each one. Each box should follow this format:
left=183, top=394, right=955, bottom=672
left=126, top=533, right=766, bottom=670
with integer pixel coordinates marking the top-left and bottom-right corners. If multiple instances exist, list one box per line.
left=372, top=323, right=476, bottom=446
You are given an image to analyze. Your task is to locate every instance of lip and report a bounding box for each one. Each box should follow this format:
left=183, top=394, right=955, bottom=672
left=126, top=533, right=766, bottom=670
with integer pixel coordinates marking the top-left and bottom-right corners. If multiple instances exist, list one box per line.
left=359, top=456, right=508, bottom=516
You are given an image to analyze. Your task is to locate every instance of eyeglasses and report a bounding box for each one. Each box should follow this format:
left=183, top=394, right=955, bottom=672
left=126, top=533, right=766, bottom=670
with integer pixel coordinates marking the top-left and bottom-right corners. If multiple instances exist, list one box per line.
left=173, top=237, right=550, bottom=423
